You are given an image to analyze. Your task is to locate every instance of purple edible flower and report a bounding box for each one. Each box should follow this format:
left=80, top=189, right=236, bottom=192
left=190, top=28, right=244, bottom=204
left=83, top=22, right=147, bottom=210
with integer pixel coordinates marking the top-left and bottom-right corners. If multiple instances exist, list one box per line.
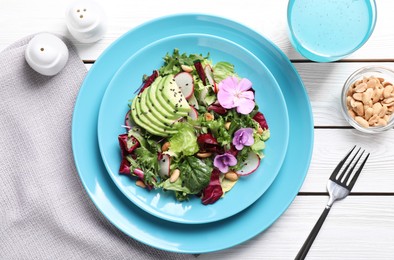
left=217, top=76, right=255, bottom=114
left=214, top=153, right=237, bottom=173
left=233, top=128, right=254, bottom=150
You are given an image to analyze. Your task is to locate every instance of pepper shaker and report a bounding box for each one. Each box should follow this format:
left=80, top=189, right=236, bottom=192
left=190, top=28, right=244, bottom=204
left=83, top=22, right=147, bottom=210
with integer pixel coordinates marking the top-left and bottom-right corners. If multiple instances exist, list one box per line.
left=65, top=0, right=107, bottom=43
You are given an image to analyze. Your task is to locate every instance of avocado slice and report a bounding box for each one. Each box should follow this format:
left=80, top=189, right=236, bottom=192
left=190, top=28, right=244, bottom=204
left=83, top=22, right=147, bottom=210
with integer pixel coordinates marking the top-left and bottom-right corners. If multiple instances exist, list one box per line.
left=155, top=75, right=189, bottom=116
left=147, top=77, right=185, bottom=125
left=130, top=96, right=167, bottom=137
left=135, top=93, right=178, bottom=136
left=139, top=88, right=178, bottom=134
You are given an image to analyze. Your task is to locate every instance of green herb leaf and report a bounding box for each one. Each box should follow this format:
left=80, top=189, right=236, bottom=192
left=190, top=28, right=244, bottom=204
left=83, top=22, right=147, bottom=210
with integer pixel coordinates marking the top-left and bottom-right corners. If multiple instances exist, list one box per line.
left=134, top=146, right=159, bottom=186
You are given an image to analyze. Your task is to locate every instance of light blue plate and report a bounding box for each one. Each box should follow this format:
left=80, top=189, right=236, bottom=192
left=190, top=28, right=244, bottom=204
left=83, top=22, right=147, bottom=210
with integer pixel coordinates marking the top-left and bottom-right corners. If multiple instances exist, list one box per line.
left=72, top=14, right=313, bottom=253
left=97, top=33, right=289, bottom=224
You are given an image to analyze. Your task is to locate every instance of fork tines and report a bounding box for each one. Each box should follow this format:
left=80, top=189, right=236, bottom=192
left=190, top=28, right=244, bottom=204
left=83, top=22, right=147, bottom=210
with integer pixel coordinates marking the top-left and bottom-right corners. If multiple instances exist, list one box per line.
left=329, top=145, right=370, bottom=190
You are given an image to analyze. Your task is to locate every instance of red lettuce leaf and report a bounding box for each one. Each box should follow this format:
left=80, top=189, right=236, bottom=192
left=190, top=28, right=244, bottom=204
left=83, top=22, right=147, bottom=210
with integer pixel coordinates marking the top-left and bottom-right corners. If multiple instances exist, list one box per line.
left=201, top=169, right=223, bottom=205
left=118, top=134, right=140, bottom=175
left=227, top=144, right=239, bottom=157
left=119, top=158, right=131, bottom=175
left=197, top=133, right=221, bottom=153
left=118, top=134, right=140, bottom=154
left=138, top=70, right=159, bottom=94
left=253, top=111, right=269, bottom=130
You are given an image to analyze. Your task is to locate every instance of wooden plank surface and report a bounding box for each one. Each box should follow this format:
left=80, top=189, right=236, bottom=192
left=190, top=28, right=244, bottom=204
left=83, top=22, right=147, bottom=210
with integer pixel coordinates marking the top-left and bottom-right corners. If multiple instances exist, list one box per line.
left=1, top=0, right=393, bottom=61
left=199, top=196, right=394, bottom=260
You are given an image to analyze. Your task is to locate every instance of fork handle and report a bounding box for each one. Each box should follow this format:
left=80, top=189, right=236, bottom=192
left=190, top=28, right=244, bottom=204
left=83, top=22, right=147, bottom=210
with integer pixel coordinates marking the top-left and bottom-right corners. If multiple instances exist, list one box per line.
left=295, top=207, right=331, bottom=260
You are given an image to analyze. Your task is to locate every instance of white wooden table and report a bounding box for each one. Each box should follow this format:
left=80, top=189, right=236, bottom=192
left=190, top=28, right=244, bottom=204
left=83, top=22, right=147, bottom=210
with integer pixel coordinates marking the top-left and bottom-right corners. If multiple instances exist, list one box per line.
left=2, top=0, right=393, bottom=259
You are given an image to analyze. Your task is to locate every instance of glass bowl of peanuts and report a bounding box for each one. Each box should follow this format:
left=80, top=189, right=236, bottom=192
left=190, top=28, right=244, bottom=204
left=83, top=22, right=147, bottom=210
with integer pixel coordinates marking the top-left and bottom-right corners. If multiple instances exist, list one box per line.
left=341, top=66, right=394, bottom=133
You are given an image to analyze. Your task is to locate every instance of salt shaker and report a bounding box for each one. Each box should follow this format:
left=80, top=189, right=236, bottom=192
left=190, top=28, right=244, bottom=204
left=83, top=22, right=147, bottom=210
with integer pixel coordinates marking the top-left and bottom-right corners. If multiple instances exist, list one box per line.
left=25, top=33, right=69, bottom=76
left=65, top=0, right=107, bottom=43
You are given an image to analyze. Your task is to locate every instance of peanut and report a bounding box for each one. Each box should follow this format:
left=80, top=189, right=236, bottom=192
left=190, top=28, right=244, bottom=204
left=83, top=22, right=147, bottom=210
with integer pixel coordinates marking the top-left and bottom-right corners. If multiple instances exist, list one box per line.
left=353, top=92, right=363, bottom=101
left=224, top=122, right=231, bottom=130
left=346, top=75, right=393, bottom=128
left=354, top=102, right=364, bottom=116
left=161, top=142, right=170, bottom=152
left=205, top=112, right=214, bottom=121
left=383, top=85, right=393, bottom=98
left=355, top=116, right=369, bottom=128
left=354, top=83, right=367, bottom=92
left=348, top=109, right=356, bottom=119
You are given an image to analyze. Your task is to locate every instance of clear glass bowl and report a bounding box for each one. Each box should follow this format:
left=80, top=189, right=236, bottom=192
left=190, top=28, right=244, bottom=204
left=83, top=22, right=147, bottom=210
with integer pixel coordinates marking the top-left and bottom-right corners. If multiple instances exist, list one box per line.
left=341, top=66, right=394, bottom=133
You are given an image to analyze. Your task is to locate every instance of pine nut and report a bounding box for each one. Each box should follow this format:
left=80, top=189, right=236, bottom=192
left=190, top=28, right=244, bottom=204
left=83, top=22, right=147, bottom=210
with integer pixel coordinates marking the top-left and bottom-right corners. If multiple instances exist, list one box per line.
left=225, top=171, right=239, bottom=181
left=196, top=152, right=212, bottom=158
left=136, top=180, right=146, bottom=188
left=170, top=169, right=180, bottom=183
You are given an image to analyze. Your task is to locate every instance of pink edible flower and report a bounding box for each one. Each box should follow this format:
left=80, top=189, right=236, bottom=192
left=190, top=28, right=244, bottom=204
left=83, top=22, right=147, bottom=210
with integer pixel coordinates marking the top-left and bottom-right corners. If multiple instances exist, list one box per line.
left=217, top=76, right=255, bottom=114
left=233, top=128, right=254, bottom=150
left=214, top=153, right=237, bottom=173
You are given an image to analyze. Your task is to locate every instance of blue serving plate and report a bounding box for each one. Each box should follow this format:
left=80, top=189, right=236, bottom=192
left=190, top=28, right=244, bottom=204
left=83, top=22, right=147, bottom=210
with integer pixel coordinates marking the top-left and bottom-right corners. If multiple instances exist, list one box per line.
left=97, top=33, right=289, bottom=224
left=72, top=14, right=313, bottom=253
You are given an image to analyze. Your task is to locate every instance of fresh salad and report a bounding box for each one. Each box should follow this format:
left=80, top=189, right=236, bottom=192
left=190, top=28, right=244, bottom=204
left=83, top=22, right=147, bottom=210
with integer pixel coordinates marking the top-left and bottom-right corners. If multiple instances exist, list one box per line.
left=118, top=49, right=270, bottom=205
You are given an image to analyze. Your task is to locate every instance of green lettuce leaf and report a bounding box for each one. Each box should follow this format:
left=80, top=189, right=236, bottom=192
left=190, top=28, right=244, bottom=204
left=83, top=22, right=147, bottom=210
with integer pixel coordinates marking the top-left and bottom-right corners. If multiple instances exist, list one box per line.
left=167, top=123, right=199, bottom=157
left=213, top=62, right=235, bottom=82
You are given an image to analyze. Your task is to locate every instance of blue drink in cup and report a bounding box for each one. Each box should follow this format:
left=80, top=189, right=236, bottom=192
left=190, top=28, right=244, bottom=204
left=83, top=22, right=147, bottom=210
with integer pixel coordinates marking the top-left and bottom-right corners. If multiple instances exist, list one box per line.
left=287, top=0, right=376, bottom=62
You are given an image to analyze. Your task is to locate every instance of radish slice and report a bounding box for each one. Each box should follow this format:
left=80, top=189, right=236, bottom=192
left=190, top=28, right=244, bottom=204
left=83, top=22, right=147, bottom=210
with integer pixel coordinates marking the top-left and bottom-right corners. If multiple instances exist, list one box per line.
left=174, top=72, right=194, bottom=99
left=204, top=65, right=218, bottom=93
left=124, top=110, right=137, bottom=129
left=188, top=106, right=198, bottom=120
left=159, top=154, right=171, bottom=177
left=236, top=151, right=260, bottom=176
left=124, top=110, right=131, bottom=128
left=188, top=94, right=199, bottom=109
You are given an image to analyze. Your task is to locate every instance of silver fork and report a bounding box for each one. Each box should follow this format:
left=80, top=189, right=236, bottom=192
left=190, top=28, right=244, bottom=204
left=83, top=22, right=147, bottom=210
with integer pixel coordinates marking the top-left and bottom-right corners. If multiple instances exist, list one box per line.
left=295, top=146, right=370, bottom=260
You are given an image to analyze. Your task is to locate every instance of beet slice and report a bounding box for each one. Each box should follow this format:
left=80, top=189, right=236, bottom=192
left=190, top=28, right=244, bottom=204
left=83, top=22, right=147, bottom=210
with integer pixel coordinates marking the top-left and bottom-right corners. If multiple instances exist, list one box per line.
left=253, top=111, right=269, bottom=130
left=137, top=70, right=159, bottom=94
left=207, top=101, right=227, bottom=115
left=194, top=60, right=207, bottom=85
left=201, top=169, right=223, bottom=205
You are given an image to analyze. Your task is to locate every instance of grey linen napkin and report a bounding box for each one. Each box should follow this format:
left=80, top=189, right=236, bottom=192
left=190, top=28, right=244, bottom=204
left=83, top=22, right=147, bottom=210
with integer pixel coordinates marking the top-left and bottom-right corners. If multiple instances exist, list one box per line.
left=0, top=34, right=194, bottom=260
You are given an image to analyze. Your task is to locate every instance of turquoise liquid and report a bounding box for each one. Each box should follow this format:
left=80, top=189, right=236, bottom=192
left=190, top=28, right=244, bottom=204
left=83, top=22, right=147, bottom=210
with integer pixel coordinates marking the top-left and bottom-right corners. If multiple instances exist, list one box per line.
left=288, top=0, right=376, bottom=62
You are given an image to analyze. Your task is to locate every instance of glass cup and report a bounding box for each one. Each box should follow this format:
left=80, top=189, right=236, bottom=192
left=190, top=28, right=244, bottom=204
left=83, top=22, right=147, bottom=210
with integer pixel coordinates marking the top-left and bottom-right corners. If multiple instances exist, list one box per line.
left=287, top=0, right=377, bottom=62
